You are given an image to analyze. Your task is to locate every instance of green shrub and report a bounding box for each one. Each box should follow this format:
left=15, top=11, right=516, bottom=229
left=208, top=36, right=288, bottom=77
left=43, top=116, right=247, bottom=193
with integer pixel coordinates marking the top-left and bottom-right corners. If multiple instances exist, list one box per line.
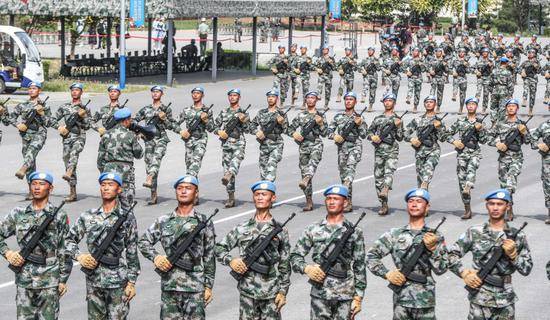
left=493, top=19, right=518, bottom=34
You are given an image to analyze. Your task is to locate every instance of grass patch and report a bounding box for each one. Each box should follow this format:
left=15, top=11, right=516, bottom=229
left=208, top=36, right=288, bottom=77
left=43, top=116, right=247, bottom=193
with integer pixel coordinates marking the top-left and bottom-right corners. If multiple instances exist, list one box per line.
left=42, top=77, right=149, bottom=93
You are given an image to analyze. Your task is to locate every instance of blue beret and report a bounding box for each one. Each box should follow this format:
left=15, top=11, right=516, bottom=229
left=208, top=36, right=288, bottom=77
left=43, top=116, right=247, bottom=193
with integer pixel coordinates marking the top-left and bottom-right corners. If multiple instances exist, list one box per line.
left=191, top=86, right=204, bottom=94
left=323, top=184, right=349, bottom=198
left=497, top=33, right=503, bottom=37
left=173, top=175, right=199, bottom=188
left=484, top=189, right=511, bottom=202
left=505, top=48, right=513, bottom=53
left=277, top=44, right=285, bottom=49
left=300, top=45, right=307, bottom=49
left=481, top=47, right=490, bottom=53
left=411, top=46, right=420, bottom=51
left=251, top=180, right=276, bottom=193
left=227, top=88, right=241, bottom=96
left=382, top=93, right=397, bottom=101
left=29, top=171, right=53, bottom=184
left=108, top=85, right=121, bottom=92
left=435, top=47, right=443, bottom=52
left=344, top=47, right=352, bottom=51
left=405, top=188, right=430, bottom=203
left=532, top=34, right=538, bottom=38
left=367, top=47, right=375, bottom=51
left=266, top=89, right=279, bottom=97
left=505, top=98, right=520, bottom=106
left=98, top=172, right=122, bottom=186
left=114, top=107, right=132, bottom=120
left=70, top=83, right=84, bottom=90
left=391, top=46, right=399, bottom=51
left=29, top=81, right=42, bottom=89
left=291, top=43, right=298, bottom=47
left=458, top=48, right=466, bottom=52
left=527, top=49, right=536, bottom=54
left=343, top=91, right=357, bottom=100
left=305, top=91, right=319, bottom=98
left=464, top=97, right=479, bottom=105
left=424, top=95, right=437, bottom=102
left=150, top=85, right=164, bottom=92
left=322, top=45, right=330, bottom=49
left=499, top=57, right=509, bottom=63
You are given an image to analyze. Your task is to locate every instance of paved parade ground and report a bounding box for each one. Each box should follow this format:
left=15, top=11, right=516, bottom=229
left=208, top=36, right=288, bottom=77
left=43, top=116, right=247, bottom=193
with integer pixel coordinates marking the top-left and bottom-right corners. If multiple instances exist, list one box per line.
left=0, top=69, right=548, bottom=319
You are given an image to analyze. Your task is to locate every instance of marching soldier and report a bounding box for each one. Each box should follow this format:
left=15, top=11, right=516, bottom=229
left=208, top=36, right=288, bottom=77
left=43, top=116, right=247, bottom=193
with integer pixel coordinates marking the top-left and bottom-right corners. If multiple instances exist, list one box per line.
left=489, top=99, right=532, bottom=221
left=367, top=188, right=448, bottom=320
left=0, top=172, right=71, bottom=320
left=367, top=93, right=405, bottom=215
left=383, top=47, right=402, bottom=96
left=328, top=92, right=367, bottom=212
left=519, top=49, right=541, bottom=115
left=288, top=91, right=328, bottom=211
left=448, top=189, right=533, bottom=320
left=296, top=46, right=313, bottom=108
left=405, top=96, right=448, bottom=190
left=139, top=175, right=216, bottom=320
left=543, top=56, right=550, bottom=107
left=446, top=98, right=489, bottom=219
left=456, top=33, right=473, bottom=56
left=525, top=34, right=541, bottom=57
left=336, top=47, right=357, bottom=102
left=91, top=85, right=125, bottom=136
left=530, top=119, right=550, bottom=223
left=97, top=108, right=143, bottom=207
left=215, top=180, right=291, bottom=319
left=251, top=90, right=289, bottom=182
left=288, top=43, right=301, bottom=107
left=421, top=33, right=437, bottom=62
left=492, top=33, right=507, bottom=58
left=474, top=48, right=494, bottom=114
left=55, top=82, right=92, bottom=202
left=428, top=48, right=449, bottom=111
left=358, top=47, right=380, bottom=109
left=290, top=185, right=366, bottom=320
left=315, top=46, right=336, bottom=109
left=135, top=85, right=176, bottom=205
left=268, top=45, right=290, bottom=107
left=440, top=32, right=455, bottom=62
left=504, top=49, right=518, bottom=87
left=404, top=47, right=426, bottom=112
left=380, top=35, right=392, bottom=86
left=489, top=57, right=514, bottom=123
left=214, top=88, right=251, bottom=208
left=451, top=48, right=471, bottom=112
left=65, top=172, right=140, bottom=320
left=508, top=34, right=524, bottom=68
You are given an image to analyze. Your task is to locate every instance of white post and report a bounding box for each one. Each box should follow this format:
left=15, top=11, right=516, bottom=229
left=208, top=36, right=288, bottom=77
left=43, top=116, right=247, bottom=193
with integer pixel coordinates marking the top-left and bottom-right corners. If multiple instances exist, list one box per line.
left=461, top=0, right=466, bottom=31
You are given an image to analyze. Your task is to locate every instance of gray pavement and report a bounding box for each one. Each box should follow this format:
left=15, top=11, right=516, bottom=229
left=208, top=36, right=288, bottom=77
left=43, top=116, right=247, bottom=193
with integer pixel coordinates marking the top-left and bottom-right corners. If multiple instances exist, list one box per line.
left=0, top=72, right=548, bottom=320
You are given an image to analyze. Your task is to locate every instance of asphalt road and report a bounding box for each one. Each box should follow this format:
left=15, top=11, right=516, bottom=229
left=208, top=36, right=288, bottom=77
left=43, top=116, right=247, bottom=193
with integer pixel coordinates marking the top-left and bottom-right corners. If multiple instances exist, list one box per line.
left=0, top=72, right=548, bottom=320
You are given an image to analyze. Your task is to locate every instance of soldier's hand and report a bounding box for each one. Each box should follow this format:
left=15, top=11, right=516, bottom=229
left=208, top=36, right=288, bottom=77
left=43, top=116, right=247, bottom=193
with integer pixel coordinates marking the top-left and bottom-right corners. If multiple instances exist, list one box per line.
left=229, top=257, right=248, bottom=274
left=474, top=122, right=483, bottom=131
left=502, top=239, right=518, bottom=260
left=276, top=115, right=285, bottom=125
left=361, top=70, right=368, bottom=76
left=271, top=67, right=278, bottom=74
left=217, top=130, right=228, bottom=140
left=411, top=137, right=422, bottom=148
left=371, top=135, right=381, bottom=144
left=521, top=70, right=527, bottom=78
left=77, top=253, right=98, bottom=270
left=78, top=107, right=87, bottom=118
left=35, top=104, right=45, bottom=116
left=333, top=134, right=344, bottom=144
left=256, top=130, right=265, bottom=141
left=0, top=105, right=5, bottom=115
left=124, top=282, right=136, bottom=302
left=475, top=70, right=481, bottom=77
left=158, top=111, right=167, bottom=121
left=423, top=232, right=439, bottom=252
left=433, top=120, right=442, bottom=129
left=496, top=142, right=508, bottom=152
left=16, top=123, right=28, bottom=133
left=394, top=117, right=402, bottom=127
left=538, top=143, right=549, bottom=153
left=58, top=125, right=69, bottom=137
left=517, top=124, right=527, bottom=135
left=304, top=264, right=325, bottom=282
left=350, top=296, right=362, bottom=318
left=58, top=283, right=68, bottom=297
left=292, top=131, right=304, bottom=142
left=274, top=293, right=286, bottom=311
left=406, top=70, right=412, bottom=77
left=354, top=116, right=363, bottom=126
left=204, top=287, right=213, bottom=306
left=429, top=70, right=435, bottom=76
left=237, top=113, right=248, bottom=123
left=294, top=68, right=301, bottom=75
left=545, top=72, right=550, bottom=79
left=200, top=112, right=209, bottom=122
left=386, top=269, right=406, bottom=286
left=98, top=127, right=106, bottom=136
left=153, top=255, right=172, bottom=272
left=5, top=250, right=24, bottom=267
left=452, top=140, right=465, bottom=150
left=314, top=115, right=324, bottom=126
left=461, top=269, right=482, bottom=288
left=384, top=69, right=391, bottom=76
left=316, top=68, right=323, bottom=75
left=338, top=69, right=345, bottom=76
left=180, top=129, right=190, bottom=140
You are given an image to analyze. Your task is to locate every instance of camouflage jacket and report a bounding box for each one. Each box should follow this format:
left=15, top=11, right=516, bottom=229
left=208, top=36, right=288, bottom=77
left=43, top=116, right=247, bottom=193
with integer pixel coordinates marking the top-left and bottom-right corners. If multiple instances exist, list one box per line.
left=519, top=58, right=541, bottom=79
left=287, top=53, right=300, bottom=76
left=358, top=56, right=381, bottom=76
left=173, top=104, right=215, bottom=139
left=268, top=54, right=290, bottom=77
left=54, top=101, right=92, bottom=137
left=215, top=217, right=291, bottom=299
left=91, top=102, right=125, bottom=131
left=475, top=57, right=494, bottom=78
left=296, top=54, right=314, bottom=75
left=0, top=202, right=72, bottom=288
left=134, top=103, right=176, bottom=142
left=290, top=218, right=367, bottom=300
left=428, top=57, right=449, bottom=78
left=507, top=41, right=524, bottom=59
left=439, top=40, right=455, bottom=58
left=10, top=98, right=55, bottom=133
left=250, top=107, right=289, bottom=142
left=421, top=39, right=437, bottom=56
left=448, top=223, right=533, bottom=307
left=366, top=224, right=448, bottom=308
left=405, top=114, right=448, bottom=149
left=383, top=56, right=402, bottom=76
left=492, top=41, right=507, bottom=57
left=287, top=109, right=328, bottom=142
left=525, top=42, right=542, bottom=56
left=490, top=66, right=514, bottom=94
left=530, top=120, right=550, bottom=152
left=447, top=116, right=490, bottom=152
left=367, top=113, right=405, bottom=147
left=380, top=41, right=392, bottom=59
left=456, top=41, right=473, bottom=55
left=315, top=54, right=336, bottom=76
left=139, top=209, right=216, bottom=292
left=488, top=118, right=532, bottom=153
left=403, top=56, right=426, bottom=78
left=328, top=111, right=367, bottom=143
left=214, top=105, right=251, bottom=141
left=337, top=56, right=358, bottom=77
left=65, top=203, right=141, bottom=288
left=451, top=57, right=471, bottom=77
left=97, top=124, right=143, bottom=171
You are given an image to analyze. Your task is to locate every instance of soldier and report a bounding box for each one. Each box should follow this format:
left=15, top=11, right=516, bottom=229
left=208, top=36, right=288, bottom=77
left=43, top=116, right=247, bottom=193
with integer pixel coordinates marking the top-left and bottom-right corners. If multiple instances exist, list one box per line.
left=216, top=180, right=291, bottom=320
left=358, top=47, right=380, bottom=109
left=530, top=119, right=550, bottom=223
left=234, top=18, right=243, bottom=42
left=92, top=85, right=125, bottom=136
left=135, top=85, right=176, bottom=205
left=336, top=47, right=357, bottom=102
left=367, top=93, right=405, bottom=215
left=456, top=33, right=473, bottom=56
left=489, top=99, right=532, bottom=221
left=492, top=33, right=507, bottom=58
left=383, top=47, right=402, bottom=96
left=295, top=46, right=313, bottom=109
left=288, top=91, right=328, bottom=211
left=421, top=33, right=436, bottom=62
left=440, top=32, right=455, bottom=63
left=415, top=23, right=427, bottom=45
left=504, top=48, right=518, bottom=88
left=508, top=34, right=524, bottom=65
left=65, top=172, right=140, bottom=320
left=519, top=49, right=541, bottom=115
left=54, top=82, right=92, bottom=202
left=524, top=34, right=541, bottom=57
left=0, top=172, right=71, bottom=320
left=489, top=57, right=514, bottom=123
left=380, top=35, right=392, bottom=86
left=367, top=188, right=448, bottom=320
left=251, top=90, right=289, bottom=182
left=315, top=46, right=336, bottom=109
left=448, top=189, right=533, bottom=320
left=174, top=87, right=215, bottom=179
left=474, top=48, right=494, bottom=114
left=447, top=98, right=489, bottom=219
left=0, top=95, right=9, bottom=145
left=97, top=108, right=143, bottom=207
left=268, top=45, right=290, bottom=107
left=404, top=47, right=426, bottom=112
left=328, top=92, right=367, bottom=213
left=288, top=43, right=301, bottom=107
left=428, top=48, right=449, bottom=111
left=543, top=56, right=550, bottom=107
left=139, top=175, right=216, bottom=320
left=451, top=48, right=471, bottom=112
left=214, top=88, right=251, bottom=208
left=290, top=185, right=366, bottom=320
left=405, top=96, right=448, bottom=190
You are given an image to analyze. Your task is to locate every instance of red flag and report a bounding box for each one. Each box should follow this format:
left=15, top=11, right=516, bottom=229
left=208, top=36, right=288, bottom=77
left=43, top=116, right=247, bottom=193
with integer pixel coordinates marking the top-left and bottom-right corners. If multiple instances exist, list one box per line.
left=21, top=0, right=28, bottom=4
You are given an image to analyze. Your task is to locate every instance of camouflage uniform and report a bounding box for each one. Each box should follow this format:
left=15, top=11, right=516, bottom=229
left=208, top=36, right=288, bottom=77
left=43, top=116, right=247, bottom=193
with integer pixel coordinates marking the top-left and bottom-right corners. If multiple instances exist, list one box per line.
left=139, top=209, right=216, bottom=320
left=0, top=103, right=8, bottom=143
left=296, top=54, right=313, bottom=101
left=530, top=120, right=550, bottom=209
left=216, top=217, right=291, bottom=320
left=91, top=102, right=125, bottom=133
left=367, top=224, right=448, bottom=320
left=404, top=57, right=426, bottom=109
left=440, top=38, right=455, bottom=62
left=251, top=108, right=289, bottom=181
left=0, top=203, right=72, bottom=320
left=288, top=52, right=301, bottom=103
left=489, top=66, right=514, bottom=123
left=543, top=61, right=550, bottom=105
left=474, top=57, right=494, bottom=112
left=358, top=55, right=380, bottom=105
left=451, top=57, right=471, bottom=106
left=315, top=55, right=337, bottom=107
left=336, top=56, right=357, bottom=97
left=428, top=56, right=449, bottom=108
left=97, top=124, right=144, bottom=207
left=518, top=57, right=541, bottom=110
left=173, top=104, right=215, bottom=177
left=525, top=41, right=542, bottom=57
left=290, top=219, right=367, bottom=320
left=66, top=203, right=140, bottom=320
left=448, top=223, right=533, bottom=320
left=383, top=56, right=402, bottom=95
left=268, top=54, right=290, bottom=105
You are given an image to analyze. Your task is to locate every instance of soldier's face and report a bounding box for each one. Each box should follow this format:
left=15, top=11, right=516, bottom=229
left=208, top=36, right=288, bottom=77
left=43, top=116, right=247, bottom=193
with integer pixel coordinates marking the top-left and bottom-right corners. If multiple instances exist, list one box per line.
left=325, top=195, right=347, bottom=215
left=531, top=37, right=536, bottom=42
left=291, top=46, right=297, bottom=53
left=176, top=183, right=198, bottom=205
left=506, top=103, right=518, bottom=116
left=100, top=181, right=122, bottom=200
left=71, top=88, right=82, bottom=100
left=435, top=51, right=442, bottom=58
left=368, top=49, right=374, bottom=56
left=267, top=95, right=278, bottom=106
left=192, top=91, right=203, bottom=103
left=424, top=100, right=436, bottom=111
left=30, top=180, right=52, bottom=200
left=528, top=52, right=534, bottom=59
left=28, top=87, right=40, bottom=98
left=383, top=99, right=395, bottom=110
left=407, top=197, right=429, bottom=217
left=344, top=97, right=356, bottom=110
left=306, top=96, right=318, bottom=107
left=345, top=50, right=352, bottom=57
left=412, top=50, right=419, bottom=57
left=466, top=102, right=478, bottom=113
left=482, top=52, right=488, bottom=58
left=228, top=93, right=240, bottom=104
left=151, top=90, right=163, bottom=100
left=253, top=190, right=276, bottom=210
left=459, top=52, right=465, bottom=58
left=108, top=90, right=120, bottom=101
left=322, top=48, right=329, bottom=55
left=279, top=47, right=285, bottom=54
left=300, top=48, right=307, bottom=55
left=486, top=199, right=508, bottom=219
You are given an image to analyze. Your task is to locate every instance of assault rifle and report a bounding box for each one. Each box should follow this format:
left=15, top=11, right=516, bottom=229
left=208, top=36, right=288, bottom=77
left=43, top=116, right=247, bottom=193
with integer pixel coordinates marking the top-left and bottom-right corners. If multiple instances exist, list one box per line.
left=184, top=104, right=214, bottom=140
left=339, top=106, right=368, bottom=141
left=258, top=107, right=292, bottom=143
left=379, top=110, right=409, bottom=146
left=22, top=96, right=49, bottom=132
left=103, top=99, right=129, bottom=130
left=457, top=114, right=489, bottom=153
left=221, top=104, right=251, bottom=141
left=499, top=116, right=533, bottom=154
left=65, top=99, right=91, bottom=133
left=417, top=113, right=448, bottom=148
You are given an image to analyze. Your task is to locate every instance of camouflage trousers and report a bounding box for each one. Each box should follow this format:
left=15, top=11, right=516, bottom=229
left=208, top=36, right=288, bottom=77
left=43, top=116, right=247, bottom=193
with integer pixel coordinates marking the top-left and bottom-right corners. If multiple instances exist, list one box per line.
left=310, top=296, right=351, bottom=320
left=453, top=76, right=468, bottom=106
left=289, top=75, right=300, bottom=100
left=468, top=303, right=514, bottom=320
left=317, top=74, right=333, bottom=107
left=430, top=77, right=445, bottom=108
left=259, top=139, right=284, bottom=181
left=337, top=75, right=354, bottom=96
left=62, top=134, right=86, bottom=186
left=103, top=161, right=136, bottom=208
left=300, top=74, right=311, bottom=100
left=160, top=291, right=205, bottom=320
left=415, top=146, right=441, bottom=188
left=476, top=77, right=492, bottom=111
left=86, top=284, right=129, bottom=320
left=21, top=131, right=47, bottom=181
left=273, top=75, right=289, bottom=105
left=521, top=77, right=537, bottom=109
left=337, top=141, right=363, bottom=197
left=407, top=77, right=422, bottom=107
left=545, top=80, right=550, bottom=103
left=299, top=140, right=324, bottom=196
left=542, top=154, right=550, bottom=208
left=184, top=136, right=208, bottom=177
left=386, top=74, right=401, bottom=96
left=497, top=151, right=523, bottom=195
left=16, top=286, right=59, bottom=320
left=239, top=294, right=280, bottom=320
left=362, top=75, right=378, bottom=105
left=393, top=305, right=436, bottom=320
left=490, top=91, right=509, bottom=123
left=374, top=144, right=399, bottom=202
left=144, top=138, right=168, bottom=189
left=222, top=138, right=246, bottom=192
left=456, top=149, right=482, bottom=204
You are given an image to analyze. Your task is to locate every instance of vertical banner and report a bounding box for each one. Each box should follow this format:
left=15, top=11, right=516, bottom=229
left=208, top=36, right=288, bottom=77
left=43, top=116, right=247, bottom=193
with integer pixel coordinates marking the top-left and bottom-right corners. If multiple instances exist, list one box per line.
left=130, top=0, right=145, bottom=27
left=467, top=0, right=478, bottom=18
left=329, top=0, right=342, bottom=20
